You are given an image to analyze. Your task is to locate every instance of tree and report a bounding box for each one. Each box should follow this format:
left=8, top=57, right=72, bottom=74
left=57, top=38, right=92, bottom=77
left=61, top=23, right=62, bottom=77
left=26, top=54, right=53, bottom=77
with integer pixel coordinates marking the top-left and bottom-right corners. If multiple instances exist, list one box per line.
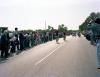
left=79, top=12, right=100, bottom=31
left=47, top=25, right=54, bottom=31
left=58, top=24, right=68, bottom=32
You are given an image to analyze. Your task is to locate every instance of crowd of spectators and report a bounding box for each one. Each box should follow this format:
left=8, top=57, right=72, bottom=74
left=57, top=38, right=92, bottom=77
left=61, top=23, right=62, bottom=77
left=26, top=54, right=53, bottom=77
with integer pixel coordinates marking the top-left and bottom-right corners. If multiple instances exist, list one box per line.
left=0, top=28, right=67, bottom=58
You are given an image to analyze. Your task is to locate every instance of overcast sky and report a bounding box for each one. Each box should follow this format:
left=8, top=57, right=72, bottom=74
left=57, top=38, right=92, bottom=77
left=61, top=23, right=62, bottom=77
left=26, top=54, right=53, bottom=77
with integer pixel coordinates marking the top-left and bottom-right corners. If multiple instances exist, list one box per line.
left=0, top=0, right=100, bottom=30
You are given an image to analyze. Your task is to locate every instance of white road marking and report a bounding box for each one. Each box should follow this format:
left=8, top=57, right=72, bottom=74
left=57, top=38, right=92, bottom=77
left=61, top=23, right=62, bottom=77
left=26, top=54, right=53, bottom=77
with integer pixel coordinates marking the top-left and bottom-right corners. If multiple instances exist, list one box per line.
left=35, top=44, right=64, bottom=66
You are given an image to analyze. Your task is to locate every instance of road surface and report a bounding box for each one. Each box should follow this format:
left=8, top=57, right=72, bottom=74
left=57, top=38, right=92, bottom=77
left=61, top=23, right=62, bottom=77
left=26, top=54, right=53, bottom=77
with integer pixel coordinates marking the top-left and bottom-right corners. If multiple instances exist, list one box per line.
left=0, top=36, right=100, bottom=77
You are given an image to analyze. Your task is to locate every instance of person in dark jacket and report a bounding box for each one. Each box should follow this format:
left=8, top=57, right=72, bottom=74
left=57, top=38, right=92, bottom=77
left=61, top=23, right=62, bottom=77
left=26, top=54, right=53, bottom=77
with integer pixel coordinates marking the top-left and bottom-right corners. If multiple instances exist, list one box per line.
left=0, top=30, right=9, bottom=58
left=55, top=30, right=59, bottom=44
left=19, top=32, right=25, bottom=51
left=63, top=32, right=66, bottom=41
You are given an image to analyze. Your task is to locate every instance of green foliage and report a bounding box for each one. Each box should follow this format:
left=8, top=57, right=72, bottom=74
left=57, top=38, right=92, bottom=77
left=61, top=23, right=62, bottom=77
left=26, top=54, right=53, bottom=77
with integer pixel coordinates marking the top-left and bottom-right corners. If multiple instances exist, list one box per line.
left=47, top=25, right=54, bottom=31
left=79, top=12, right=100, bottom=31
left=58, top=24, right=68, bottom=32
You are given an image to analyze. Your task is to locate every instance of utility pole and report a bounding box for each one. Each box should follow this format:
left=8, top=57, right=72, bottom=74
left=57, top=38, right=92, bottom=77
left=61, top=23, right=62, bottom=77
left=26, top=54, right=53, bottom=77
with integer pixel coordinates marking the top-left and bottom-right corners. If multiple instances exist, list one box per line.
left=45, top=20, right=46, bottom=30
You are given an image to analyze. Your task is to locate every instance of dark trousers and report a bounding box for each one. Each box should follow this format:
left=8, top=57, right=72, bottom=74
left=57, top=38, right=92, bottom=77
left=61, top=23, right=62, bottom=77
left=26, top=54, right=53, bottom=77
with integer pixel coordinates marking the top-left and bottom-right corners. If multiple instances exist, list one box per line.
left=10, top=41, right=16, bottom=53
left=20, top=41, right=24, bottom=50
left=1, top=47, right=9, bottom=58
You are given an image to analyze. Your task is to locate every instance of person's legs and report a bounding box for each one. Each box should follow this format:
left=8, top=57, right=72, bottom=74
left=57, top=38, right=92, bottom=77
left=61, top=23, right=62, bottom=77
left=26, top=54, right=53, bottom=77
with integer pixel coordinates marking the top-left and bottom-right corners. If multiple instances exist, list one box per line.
left=96, top=43, right=100, bottom=68
left=4, top=47, right=9, bottom=58
left=1, top=50, right=4, bottom=57
left=56, top=36, right=59, bottom=44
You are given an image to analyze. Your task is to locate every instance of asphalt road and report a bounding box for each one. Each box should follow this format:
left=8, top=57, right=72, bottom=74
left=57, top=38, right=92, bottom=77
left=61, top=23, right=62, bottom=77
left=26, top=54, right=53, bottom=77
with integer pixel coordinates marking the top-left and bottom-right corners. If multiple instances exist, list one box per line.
left=0, top=36, right=100, bottom=77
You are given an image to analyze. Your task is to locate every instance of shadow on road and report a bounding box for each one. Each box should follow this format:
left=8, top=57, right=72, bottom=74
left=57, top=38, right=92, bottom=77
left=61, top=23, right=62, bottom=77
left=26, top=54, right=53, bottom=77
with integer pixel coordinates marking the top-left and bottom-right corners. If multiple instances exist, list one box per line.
left=0, top=58, right=8, bottom=64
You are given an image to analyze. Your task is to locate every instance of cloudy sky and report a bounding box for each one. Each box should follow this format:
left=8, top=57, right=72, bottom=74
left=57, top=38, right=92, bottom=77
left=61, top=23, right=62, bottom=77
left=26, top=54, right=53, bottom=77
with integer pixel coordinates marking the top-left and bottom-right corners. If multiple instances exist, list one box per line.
left=0, top=0, right=100, bottom=30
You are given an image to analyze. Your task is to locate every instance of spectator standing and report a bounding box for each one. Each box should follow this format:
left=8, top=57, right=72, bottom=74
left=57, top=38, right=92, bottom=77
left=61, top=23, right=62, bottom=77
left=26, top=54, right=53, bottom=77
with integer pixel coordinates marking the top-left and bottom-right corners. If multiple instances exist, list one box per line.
left=55, top=30, right=59, bottom=44
left=14, top=28, right=19, bottom=51
left=0, top=29, right=10, bottom=58
left=89, top=18, right=100, bottom=69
